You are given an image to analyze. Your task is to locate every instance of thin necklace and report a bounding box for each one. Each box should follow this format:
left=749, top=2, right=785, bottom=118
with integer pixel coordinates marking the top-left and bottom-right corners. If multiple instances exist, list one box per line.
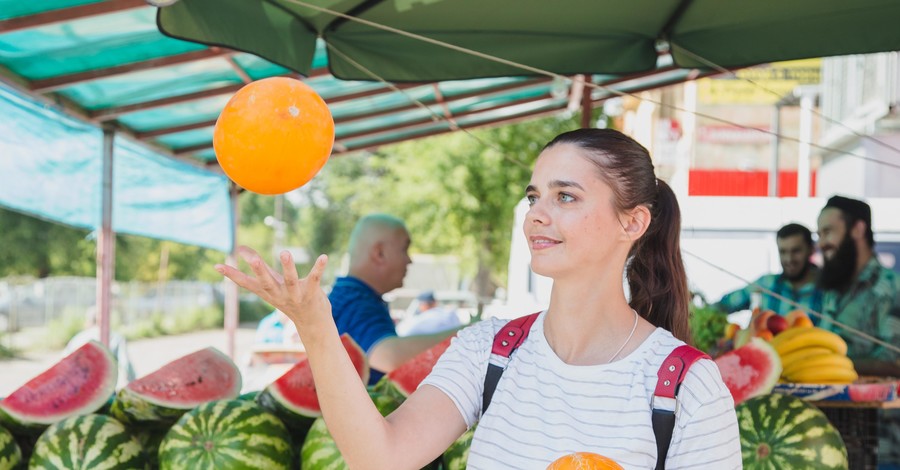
left=607, top=309, right=639, bottom=363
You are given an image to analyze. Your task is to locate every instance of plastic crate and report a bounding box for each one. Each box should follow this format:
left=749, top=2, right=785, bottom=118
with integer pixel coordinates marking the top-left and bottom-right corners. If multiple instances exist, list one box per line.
left=818, top=406, right=879, bottom=470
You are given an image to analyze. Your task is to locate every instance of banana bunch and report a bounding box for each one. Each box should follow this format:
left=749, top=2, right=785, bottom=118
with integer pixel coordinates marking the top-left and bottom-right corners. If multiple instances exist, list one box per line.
left=771, top=327, right=858, bottom=384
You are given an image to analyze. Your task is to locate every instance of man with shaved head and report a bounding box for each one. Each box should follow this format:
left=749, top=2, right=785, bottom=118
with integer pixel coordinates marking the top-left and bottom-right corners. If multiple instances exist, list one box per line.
left=329, top=214, right=459, bottom=385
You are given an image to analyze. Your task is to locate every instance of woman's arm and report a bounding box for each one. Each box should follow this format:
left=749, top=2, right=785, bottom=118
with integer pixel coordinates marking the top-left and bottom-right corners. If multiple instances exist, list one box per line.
left=216, top=248, right=466, bottom=469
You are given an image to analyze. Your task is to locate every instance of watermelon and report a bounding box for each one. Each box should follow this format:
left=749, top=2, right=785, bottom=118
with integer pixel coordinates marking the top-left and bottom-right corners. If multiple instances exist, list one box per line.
left=159, top=399, right=292, bottom=470
left=0, top=341, right=116, bottom=435
left=257, top=334, right=367, bottom=434
left=713, top=338, right=781, bottom=405
left=443, top=425, right=475, bottom=470
left=28, top=414, right=143, bottom=470
left=0, top=425, right=21, bottom=470
left=373, top=336, right=453, bottom=400
left=135, top=426, right=169, bottom=469
left=737, top=394, right=848, bottom=469
left=300, top=392, right=402, bottom=470
left=110, top=347, right=240, bottom=426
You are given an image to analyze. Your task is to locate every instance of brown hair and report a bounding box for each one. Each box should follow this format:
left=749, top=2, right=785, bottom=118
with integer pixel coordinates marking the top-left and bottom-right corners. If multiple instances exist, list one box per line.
left=543, top=128, right=691, bottom=342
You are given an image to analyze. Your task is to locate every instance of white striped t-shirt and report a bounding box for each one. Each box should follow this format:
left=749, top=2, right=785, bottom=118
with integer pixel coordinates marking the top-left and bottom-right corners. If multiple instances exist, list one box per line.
left=421, top=312, right=742, bottom=469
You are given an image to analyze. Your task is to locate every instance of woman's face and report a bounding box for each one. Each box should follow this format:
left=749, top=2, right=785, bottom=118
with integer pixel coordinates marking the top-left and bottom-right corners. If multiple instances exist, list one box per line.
left=523, top=143, right=624, bottom=279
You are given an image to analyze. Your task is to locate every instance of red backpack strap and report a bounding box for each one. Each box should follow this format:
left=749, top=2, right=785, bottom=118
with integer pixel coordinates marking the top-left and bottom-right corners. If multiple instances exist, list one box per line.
left=652, top=345, right=710, bottom=470
left=481, top=312, right=540, bottom=415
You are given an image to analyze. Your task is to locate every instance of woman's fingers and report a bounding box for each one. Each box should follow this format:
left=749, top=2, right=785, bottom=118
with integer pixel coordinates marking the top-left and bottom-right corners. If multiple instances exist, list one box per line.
left=214, top=263, right=258, bottom=291
left=305, top=254, right=328, bottom=286
left=280, top=251, right=300, bottom=294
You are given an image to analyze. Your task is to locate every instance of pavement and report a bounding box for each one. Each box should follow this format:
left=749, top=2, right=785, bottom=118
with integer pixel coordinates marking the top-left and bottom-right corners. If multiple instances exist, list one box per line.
left=0, top=327, right=260, bottom=397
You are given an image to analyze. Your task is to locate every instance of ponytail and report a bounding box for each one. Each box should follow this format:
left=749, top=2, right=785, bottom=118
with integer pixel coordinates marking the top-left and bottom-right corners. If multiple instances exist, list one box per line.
left=627, top=180, right=691, bottom=343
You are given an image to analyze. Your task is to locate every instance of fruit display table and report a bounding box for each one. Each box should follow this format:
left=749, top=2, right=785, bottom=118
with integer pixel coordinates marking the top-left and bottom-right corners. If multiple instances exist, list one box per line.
left=775, top=379, right=899, bottom=470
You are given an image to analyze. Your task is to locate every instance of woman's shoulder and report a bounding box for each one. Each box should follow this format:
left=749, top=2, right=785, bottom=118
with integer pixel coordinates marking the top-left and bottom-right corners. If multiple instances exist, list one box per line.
left=640, top=329, right=732, bottom=406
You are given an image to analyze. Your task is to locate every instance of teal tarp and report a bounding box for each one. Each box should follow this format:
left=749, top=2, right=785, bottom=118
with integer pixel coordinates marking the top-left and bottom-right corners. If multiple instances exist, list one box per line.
left=0, top=83, right=233, bottom=252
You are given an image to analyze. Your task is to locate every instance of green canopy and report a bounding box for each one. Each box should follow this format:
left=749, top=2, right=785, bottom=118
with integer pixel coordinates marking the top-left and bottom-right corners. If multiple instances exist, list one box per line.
left=158, top=0, right=900, bottom=81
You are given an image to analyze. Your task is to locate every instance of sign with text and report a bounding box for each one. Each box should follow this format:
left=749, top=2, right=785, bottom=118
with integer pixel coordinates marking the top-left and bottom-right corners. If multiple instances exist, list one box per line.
left=698, top=59, right=821, bottom=105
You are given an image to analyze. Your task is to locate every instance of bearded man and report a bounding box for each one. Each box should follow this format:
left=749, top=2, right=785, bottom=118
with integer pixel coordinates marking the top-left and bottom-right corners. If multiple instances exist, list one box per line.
left=817, top=195, right=900, bottom=468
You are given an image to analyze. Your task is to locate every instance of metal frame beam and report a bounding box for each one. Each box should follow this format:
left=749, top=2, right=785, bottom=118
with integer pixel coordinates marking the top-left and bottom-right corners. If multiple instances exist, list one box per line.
left=0, top=0, right=146, bottom=33
left=31, top=48, right=233, bottom=93
left=139, top=78, right=550, bottom=139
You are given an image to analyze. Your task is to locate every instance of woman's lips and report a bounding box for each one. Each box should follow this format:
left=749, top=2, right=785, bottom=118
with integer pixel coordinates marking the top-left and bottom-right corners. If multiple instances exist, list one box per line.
left=529, top=236, right=561, bottom=250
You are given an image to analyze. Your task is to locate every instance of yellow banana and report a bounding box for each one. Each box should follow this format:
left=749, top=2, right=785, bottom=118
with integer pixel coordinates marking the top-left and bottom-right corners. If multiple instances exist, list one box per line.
left=785, top=366, right=858, bottom=384
left=779, top=346, right=833, bottom=371
left=782, top=353, right=855, bottom=378
left=773, top=328, right=848, bottom=356
left=770, top=326, right=817, bottom=349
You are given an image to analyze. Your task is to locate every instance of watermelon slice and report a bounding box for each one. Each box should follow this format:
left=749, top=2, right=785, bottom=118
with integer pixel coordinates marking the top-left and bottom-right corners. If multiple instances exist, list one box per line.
left=714, top=338, right=782, bottom=405
left=257, top=334, right=368, bottom=435
left=374, top=336, right=454, bottom=399
left=0, top=341, right=116, bottom=434
left=110, top=347, right=240, bottom=426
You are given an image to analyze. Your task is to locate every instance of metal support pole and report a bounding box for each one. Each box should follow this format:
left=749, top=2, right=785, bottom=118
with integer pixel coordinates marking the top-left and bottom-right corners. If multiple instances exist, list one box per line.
left=96, top=127, right=115, bottom=347
left=796, top=86, right=818, bottom=198
left=224, top=183, right=240, bottom=359
left=769, top=105, right=781, bottom=197
left=581, top=75, right=593, bottom=129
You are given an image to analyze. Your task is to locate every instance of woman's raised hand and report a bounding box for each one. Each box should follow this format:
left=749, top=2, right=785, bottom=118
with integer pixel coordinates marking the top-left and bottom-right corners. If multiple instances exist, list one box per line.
left=215, top=246, right=332, bottom=334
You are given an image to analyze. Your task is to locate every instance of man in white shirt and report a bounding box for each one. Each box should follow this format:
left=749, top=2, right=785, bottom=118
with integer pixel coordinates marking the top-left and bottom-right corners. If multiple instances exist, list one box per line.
left=395, top=291, right=463, bottom=336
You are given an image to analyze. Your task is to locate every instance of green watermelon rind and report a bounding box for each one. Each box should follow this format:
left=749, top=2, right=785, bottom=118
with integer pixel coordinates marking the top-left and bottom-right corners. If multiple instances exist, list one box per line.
left=737, top=393, right=848, bottom=470
left=110, top=347, right=241, bottom=426
left=714, top=337, right=782, bottom=405
left=0, top=425, right=22, bottom=470
left=0, top=341, right=117, bottom=431
left=159, top=399, right=292, bottom=470
left=442, top=425, right=475, bottom=470
left=109, top=387, right=189, bottom=426
left=28, top=414, right=144, bottom=470
left=300, top=392, right=402, bottom=470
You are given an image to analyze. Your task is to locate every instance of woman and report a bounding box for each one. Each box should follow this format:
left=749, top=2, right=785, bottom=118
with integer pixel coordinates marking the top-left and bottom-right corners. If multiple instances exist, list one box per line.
left=216, top=128, right=741, bottom=469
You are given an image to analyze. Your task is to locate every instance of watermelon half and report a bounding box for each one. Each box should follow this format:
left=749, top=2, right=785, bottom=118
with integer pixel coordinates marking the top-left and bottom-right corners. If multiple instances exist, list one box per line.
left=714, top=338, right=782, bottom=405
left=257, top=333, right=368, bottom=434
left=0, top=341, right=116, bottom=435
left=373, top=336, right=453, bottom=400
left=110, top=347, right=240, bottom=426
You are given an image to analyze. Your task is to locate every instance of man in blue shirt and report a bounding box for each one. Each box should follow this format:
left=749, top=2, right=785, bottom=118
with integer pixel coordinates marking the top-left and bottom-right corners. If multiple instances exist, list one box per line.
left=329, top=214, right=459, bottom=385
left=716, top=223, right=824, bottom=318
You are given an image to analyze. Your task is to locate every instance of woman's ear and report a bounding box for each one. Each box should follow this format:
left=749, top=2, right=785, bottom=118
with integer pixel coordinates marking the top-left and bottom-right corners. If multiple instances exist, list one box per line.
left=622, top=206, right=651, bottom=240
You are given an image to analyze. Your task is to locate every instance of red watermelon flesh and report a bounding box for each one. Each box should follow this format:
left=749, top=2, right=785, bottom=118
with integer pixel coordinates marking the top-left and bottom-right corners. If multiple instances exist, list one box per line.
left=127, top=347, right=241, bottom=408
left=0, top=340, right=116, bottom=427
left=387, top=336, right=454, bottom=396
left=714, top=338, right=782, bottom=405
left=267, top=334, right=368, bottom=417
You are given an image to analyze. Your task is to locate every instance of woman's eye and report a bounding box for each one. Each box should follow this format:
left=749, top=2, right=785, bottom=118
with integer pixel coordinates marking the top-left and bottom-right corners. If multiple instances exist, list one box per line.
left=559, top=193, right=575, bottom=203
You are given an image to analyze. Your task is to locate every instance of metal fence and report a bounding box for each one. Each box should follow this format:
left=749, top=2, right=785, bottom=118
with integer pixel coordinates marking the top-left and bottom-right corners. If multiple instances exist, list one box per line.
left=0, top=276, right=220, bottom=331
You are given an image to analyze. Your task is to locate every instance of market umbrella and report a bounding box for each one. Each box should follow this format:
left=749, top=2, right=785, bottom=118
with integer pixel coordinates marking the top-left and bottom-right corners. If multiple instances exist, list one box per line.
left=157, top=0, right=900, bottom=82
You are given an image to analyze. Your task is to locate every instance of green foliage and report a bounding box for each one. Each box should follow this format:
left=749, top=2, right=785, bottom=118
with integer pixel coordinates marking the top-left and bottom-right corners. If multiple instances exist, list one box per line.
left=45, top=312, right=88, bottom=349
left=689, top=303, right=730, bottom=355
left=0, top=208, right=94, bottom=278
left=0, top=332, right=15, bottom=358
left=122, top=306, right=224, bottom=340
left=239, top=298, right=274, bottom=323
left=0, top=208, right=227, bottom=282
